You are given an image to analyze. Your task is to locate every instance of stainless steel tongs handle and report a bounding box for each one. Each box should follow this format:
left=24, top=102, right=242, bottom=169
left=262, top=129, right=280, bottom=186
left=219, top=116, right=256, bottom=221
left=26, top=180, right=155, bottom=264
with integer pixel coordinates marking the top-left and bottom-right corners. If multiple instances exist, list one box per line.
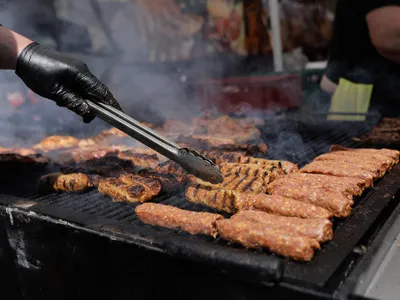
left=86, top=98, right=223, bottom=184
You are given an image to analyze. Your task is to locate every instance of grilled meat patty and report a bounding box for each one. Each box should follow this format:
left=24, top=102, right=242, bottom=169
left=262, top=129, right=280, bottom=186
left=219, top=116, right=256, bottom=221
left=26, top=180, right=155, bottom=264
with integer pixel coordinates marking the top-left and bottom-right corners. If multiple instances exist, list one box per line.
left=56, top=147, right=119, bottom=165
left=33, top=135, right=80, bottom=151
left=38, top=172, right=94, bottom=193
left=231, top=210, right=333, bottom=242
left=216, top=218, right=320, bottom=262
left=136, top=203, right=224, bottom=237
left=188, top=163, right=269, bottom=194
left=185, top=186, right=250, bottom=214
left=117, top=150, right=159, bottom=170
left=138, top=169, right=184, bottom=193
left=155, top=160, right=188, bottom=182
left=98, top=175, right=161, bottom=203
left=220, top=163, right=286, bottom=184
left=200, top=150, right=248, bottom=165
left=232, top=158, right=298, bottom=174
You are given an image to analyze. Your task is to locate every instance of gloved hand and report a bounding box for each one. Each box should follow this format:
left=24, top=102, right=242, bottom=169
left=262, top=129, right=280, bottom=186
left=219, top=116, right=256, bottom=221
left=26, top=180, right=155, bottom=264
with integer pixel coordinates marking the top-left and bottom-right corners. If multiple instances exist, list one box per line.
left=15, top=42, right=122, bottom=123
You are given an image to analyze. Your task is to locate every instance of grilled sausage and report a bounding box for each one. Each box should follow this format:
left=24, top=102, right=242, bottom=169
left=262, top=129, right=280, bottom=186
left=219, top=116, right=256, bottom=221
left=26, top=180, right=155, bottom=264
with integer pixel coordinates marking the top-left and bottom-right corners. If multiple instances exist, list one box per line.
left=231, top=210, right=333, bottom=242
left=250, top=194, right=333, bottom=219
left=267, top=173, right=368, bottom=197
left=136, top=203, right=224, bottom=237
left=216, top=218, right=320, bottom=261
left=268, top=183, right=353, bottom=218
left=314, top=152, right=393, bottom=178
left=330, top=145, right=400, bottom=162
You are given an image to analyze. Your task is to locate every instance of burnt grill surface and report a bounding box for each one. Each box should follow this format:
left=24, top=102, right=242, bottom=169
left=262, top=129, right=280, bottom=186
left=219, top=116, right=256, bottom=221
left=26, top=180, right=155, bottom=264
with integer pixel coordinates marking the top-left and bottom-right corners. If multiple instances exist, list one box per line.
left=1, top=117, right=399, bottom=292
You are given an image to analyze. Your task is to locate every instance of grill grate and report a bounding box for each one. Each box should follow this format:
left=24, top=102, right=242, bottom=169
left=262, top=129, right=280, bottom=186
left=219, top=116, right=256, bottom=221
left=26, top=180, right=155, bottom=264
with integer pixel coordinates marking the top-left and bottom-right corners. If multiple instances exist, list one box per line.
left=1, top=117, right=398, bottom=292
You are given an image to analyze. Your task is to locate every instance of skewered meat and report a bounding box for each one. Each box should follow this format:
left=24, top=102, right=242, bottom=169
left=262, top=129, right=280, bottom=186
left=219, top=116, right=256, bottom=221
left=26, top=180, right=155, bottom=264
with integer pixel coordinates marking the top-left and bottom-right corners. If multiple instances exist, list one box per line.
left=314, top=152, right=393, bottom=177
left=0, top=153, right=50, bottom=165
left=250, top=194, right=333, bottom=219
left=61, top=155, right=135, bottom=177
left=38, top=173, right=94, bottom=193
left=330, top=145, right=400, bottom=162
left=268, top=173, right=368, bottom=197
left=135, top=203, right=224, bottom=237
left=216, top=218, right=320, bottom=261
left=185, top=186, right=250, bottom=213
left=117, top=150, right=159, bottom=169
left=98, top=175, right=161, bottom=203
left=300, top=160, right=377, bottom=184
left=231, top=211, right=333, bottom=242
left=33, top=135, right=79, bottom=151
left=268, top=183, right=353, bottom=218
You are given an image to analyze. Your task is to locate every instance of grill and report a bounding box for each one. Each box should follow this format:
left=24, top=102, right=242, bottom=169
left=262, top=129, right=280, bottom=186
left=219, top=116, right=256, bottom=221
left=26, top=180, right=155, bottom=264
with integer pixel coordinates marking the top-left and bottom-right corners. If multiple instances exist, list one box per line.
left=1, top=116, right=400, bottom=299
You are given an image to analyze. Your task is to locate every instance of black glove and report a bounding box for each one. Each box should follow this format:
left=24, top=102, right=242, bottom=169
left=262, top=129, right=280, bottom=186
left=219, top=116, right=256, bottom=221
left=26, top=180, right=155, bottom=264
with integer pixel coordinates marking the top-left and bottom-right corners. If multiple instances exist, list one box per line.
left=15, top=42, right=122, bottom=123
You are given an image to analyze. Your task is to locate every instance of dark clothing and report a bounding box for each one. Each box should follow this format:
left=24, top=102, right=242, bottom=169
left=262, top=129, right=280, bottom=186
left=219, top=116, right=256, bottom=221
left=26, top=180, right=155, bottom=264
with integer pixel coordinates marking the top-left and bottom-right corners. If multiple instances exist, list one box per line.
left=325, top=0, right=400, bottom=117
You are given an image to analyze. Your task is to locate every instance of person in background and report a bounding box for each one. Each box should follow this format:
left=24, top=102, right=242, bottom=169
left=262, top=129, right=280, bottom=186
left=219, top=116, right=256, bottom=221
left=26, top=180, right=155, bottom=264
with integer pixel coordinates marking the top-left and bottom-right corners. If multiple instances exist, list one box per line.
left=320, top=1, right=400, bottom=118
left=0, top=25, right=121, bottom=123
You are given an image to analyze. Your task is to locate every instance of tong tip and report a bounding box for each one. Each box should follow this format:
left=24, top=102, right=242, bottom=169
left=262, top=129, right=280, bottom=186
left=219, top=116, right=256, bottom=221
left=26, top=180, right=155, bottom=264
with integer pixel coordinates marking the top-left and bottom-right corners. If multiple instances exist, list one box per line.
left=178, top=148, right=223, bottom=184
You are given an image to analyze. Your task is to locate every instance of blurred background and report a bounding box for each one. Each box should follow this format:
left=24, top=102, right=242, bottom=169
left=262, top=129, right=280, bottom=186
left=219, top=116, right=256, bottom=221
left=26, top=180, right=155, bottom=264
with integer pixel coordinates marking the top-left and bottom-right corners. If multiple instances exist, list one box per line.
left=0, top=0, right=336, bottom=146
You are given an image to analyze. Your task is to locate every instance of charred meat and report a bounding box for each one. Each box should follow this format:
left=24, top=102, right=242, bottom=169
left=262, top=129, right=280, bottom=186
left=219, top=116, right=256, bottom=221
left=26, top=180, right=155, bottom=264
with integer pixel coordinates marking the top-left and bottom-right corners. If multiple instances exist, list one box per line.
left=61, top=155, right=136, bottom=177
left=98, top=175, right=161, bottom=203
left=38, top=172, right=94, bottom=193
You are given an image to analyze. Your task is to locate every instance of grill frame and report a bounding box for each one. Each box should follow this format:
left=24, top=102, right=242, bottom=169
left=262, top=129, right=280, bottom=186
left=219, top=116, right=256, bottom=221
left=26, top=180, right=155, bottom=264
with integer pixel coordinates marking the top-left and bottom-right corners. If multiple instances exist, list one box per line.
left=1, top=116, right=400, bottom=298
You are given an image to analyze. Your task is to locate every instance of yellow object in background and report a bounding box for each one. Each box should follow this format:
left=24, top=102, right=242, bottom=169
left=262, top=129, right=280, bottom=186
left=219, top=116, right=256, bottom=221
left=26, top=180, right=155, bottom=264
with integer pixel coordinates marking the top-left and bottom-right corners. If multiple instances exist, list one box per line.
left=328, top=78, right=373, bottom=121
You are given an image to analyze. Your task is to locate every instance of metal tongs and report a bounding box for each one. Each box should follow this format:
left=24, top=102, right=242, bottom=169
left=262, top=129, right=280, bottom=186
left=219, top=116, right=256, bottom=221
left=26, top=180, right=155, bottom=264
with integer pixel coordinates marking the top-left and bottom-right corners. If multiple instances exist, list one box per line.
left=86, top=98, right=223, bottom=184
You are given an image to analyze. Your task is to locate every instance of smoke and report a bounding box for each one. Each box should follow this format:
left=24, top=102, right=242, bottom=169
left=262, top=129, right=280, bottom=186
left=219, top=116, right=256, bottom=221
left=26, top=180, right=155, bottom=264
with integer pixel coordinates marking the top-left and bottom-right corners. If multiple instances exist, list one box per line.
left=0, top=0, right=311, bottom=155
